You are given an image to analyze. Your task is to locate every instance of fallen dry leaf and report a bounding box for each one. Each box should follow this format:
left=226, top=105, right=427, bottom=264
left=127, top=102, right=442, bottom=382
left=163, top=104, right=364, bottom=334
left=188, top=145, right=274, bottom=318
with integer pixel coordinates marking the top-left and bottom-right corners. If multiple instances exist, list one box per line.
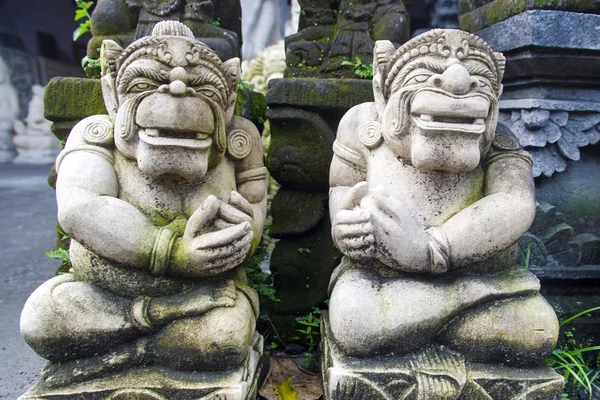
left=259, top=356, right=323, bottom=400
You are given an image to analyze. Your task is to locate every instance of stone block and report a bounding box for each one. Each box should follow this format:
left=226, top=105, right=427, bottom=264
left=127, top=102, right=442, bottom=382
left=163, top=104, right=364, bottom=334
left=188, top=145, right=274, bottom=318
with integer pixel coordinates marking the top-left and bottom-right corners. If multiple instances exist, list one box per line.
left=266, top=107, right=335, bottom=191
left=270, top=189, right=327, bottom=237
left=270, top=218, right=341, bottom=314
left=459, top=0, right=600, bottom=32
left=321, top=312, right=564, bottom=400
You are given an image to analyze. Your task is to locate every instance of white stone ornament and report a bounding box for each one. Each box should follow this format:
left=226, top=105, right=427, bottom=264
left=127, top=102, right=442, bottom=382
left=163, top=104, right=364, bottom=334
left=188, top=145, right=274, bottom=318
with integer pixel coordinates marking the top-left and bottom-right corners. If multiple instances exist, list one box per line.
left=323, top=29, right=563, bottom=400
left=20, top=21, right=268, bottom=400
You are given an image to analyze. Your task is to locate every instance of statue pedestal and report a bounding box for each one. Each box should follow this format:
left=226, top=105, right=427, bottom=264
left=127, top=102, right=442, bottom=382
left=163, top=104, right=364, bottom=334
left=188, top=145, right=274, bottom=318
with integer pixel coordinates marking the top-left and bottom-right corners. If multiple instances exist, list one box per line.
left=320, top=312, right=563, bottom=400
left=19, top=333, right=266, bottom=400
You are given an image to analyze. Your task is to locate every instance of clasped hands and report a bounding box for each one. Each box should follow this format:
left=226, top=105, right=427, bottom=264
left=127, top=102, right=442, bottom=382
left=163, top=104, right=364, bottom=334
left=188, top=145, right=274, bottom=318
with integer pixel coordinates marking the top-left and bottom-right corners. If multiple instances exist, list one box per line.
left=172, top=192, right=256, bottom=277
left=332, top=181, right=432, bottom=273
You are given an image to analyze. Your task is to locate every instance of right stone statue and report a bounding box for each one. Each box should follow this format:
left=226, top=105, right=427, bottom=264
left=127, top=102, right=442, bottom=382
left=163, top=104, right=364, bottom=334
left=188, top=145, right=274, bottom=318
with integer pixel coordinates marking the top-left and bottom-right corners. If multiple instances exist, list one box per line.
left=322, top=29, right=565, bottom=399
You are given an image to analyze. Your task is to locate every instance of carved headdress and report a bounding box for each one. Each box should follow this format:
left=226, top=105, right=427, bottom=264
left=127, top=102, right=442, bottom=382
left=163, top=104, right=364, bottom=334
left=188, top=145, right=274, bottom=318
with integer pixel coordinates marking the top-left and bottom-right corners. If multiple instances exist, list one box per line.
left=374, top=29, right=506, bottom=100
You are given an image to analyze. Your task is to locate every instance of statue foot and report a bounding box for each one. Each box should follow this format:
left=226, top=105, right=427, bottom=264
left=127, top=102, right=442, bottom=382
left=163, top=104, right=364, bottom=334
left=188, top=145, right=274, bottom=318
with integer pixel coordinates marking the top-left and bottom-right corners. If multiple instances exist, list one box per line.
left=41, top=339, right=148, bottom=388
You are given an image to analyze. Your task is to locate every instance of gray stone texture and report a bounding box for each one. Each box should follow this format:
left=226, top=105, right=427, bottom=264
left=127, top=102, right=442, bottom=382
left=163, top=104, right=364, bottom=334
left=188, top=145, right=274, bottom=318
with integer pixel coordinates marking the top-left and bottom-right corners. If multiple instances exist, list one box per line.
left=459, top=0, right=600, bottom=32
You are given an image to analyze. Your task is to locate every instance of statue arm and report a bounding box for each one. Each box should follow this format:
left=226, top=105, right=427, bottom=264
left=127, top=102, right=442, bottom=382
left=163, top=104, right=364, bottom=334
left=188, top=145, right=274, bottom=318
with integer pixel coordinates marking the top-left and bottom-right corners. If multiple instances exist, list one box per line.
left=437, top=152, right=536, bottom=268
left=55, top=117, right=158, bottom=270
left=56, top=150, right=158, bottom=269
left=230, top=117, right=268, bottom=253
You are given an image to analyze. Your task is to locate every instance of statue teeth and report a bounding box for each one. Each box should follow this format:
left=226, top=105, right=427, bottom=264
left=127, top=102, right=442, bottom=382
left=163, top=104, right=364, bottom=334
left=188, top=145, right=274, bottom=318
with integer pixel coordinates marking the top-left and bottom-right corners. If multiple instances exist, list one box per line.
left=145, top=128, right=159, bottom=137
left=420, top=114, right=433, bottom=121
left=475, top=118, right=485, bottom=125
left=196, top=133, right=209, bottom=140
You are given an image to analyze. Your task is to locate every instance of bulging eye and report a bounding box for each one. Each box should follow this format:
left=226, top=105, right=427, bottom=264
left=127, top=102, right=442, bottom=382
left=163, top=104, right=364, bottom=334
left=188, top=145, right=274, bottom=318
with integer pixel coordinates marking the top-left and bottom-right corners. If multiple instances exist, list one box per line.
left=127, top=79, right=157, bottom=93
left=476, top=78, right=491, bottom=89
left=405, top=73, right=432, bottom=86
left=196, top=87, right=217, bottom=98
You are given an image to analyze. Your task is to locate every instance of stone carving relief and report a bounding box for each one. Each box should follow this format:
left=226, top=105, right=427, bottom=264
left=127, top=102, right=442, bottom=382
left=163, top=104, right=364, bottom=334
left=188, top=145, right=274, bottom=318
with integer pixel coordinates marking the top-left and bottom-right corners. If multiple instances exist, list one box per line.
left=285, top=0, right=410, bottom=78
left=322, top=29, right=563, bottom=399
left=88, top=0, right=242, bottom=62
left=0, top=55, right=19, bottom=163
left=19, top=21, right=267, bottom=399
left=499, top=109, right=600, bottom=178
left=13, top=85, right=61, bottom=164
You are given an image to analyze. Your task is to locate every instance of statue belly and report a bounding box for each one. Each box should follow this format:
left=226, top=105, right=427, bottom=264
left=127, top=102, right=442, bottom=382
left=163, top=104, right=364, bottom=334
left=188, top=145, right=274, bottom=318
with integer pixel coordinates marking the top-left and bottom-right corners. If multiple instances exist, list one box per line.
left=367, top=147, right=485, bottom=227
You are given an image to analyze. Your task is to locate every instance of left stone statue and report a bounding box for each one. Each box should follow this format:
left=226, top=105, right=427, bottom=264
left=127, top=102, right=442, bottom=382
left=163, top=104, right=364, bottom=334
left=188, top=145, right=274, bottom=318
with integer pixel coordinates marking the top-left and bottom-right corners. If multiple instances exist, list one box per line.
left=19, top=21, right=268, bottom=400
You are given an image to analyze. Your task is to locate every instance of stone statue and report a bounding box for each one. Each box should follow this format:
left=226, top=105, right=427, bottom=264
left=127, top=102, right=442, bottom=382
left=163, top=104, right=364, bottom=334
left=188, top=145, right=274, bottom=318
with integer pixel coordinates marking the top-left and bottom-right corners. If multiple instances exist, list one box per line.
left=20, top=21, right=267, bottom=400
left=322, top=29, right=564, bottom=399
left=88, top=0, right=242, bottom=62
left=0, top=56, right=19, bottom=163
left=285, top=0, right=410, bottom=78
left=13, top=85, right=61, bottom=164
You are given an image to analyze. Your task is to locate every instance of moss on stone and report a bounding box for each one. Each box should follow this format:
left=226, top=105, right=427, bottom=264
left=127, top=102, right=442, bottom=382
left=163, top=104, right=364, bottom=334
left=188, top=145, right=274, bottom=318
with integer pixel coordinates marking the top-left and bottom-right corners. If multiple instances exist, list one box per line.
left=45, top=77, right=107, bottom=122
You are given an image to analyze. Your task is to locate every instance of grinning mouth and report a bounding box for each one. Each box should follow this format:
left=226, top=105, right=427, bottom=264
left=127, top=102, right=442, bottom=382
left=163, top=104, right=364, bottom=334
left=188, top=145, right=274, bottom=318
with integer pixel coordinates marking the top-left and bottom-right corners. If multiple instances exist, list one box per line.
left=412, top=114, right=486, bottom=135
left=138, top=128, right=211, bottom=149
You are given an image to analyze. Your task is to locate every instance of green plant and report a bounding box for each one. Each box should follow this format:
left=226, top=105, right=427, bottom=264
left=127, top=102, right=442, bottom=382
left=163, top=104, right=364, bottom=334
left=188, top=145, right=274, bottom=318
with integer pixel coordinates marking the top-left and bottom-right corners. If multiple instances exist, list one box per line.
left=296, top=307, right=321, bottom=353
left=297, top=247, right=311, bottom=254
left=521, top=244, right=531, bottom=269
left=73, top=0, right=94, bottom=41
left=45, top=248, right=71, bottom=273
left=341, top=57, right=373, bottom=79
left=547, top=306, right=600, bottom=399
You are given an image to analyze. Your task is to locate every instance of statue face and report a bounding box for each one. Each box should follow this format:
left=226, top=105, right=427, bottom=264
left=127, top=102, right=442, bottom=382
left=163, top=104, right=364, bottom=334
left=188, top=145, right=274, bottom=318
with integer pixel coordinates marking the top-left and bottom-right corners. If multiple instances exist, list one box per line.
left=378, top=31, right=503, bottom=173
left=102, top=24, right=239, bottom=181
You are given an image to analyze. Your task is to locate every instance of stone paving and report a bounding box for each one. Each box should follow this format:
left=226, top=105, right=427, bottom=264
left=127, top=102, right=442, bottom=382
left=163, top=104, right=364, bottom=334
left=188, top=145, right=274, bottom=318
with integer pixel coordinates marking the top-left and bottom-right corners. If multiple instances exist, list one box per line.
left=0, top=163, right=58, bottom=399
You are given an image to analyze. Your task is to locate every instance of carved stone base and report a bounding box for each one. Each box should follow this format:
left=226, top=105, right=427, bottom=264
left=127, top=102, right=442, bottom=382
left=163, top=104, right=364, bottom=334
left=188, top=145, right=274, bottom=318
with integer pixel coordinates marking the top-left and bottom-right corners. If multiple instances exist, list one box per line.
left=320, top=312, right=564, bottom=400
left=19, top=333, right=267, bottom=400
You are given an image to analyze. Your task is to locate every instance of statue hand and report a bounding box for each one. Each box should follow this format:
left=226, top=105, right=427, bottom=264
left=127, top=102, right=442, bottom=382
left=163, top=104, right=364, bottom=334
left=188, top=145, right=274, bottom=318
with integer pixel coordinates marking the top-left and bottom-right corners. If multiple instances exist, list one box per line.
left=332, top=182, right=375, bottom=260
left=361, top=186, right=430, bottom=272
left=180, top=195, right=254, bottom=275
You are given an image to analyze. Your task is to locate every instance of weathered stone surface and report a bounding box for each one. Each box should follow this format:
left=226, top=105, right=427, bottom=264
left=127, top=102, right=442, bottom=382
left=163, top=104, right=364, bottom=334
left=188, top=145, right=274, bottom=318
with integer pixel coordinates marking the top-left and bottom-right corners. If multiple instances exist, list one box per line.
left=266, top=107, right=335, bottom=191
left=20, top=21, right=267, bottom=399
left=323, top=29, right=561, bottom=398
left=459, top=1, right=600, bottom=32
left=321, top=312, right=563, bottom=400
left=235, top=83, right=267, bottom=133
left=285, top=0, right=410, bottom=78
left=267, top=78, right=373, bottom=110
left=88, top=0, right=243, bottom=61
left=270, top=218, right=341, bottom=314
left=270, top=189, right=327, bottom=237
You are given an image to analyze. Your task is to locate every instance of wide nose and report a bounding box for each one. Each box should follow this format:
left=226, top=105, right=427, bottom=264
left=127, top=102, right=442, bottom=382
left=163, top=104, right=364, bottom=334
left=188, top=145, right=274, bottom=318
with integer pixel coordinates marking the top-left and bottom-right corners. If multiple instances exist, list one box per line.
left=168, top=66, right=188, bottom=96
left=433, top=64, right=472, bottom=95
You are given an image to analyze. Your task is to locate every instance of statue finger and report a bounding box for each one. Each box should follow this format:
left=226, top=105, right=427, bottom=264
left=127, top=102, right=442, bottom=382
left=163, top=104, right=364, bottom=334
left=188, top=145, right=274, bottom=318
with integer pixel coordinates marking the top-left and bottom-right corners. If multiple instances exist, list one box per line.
left=229, top=191, right=254, bottom=218
left=334, top=209, right=371, bottom=225
left=193, top=222, right=251, bottom=249
left=339, top=181, right=369, bottom=210
left=370, top=186, right=414, bottom=223
left=334, top=222, right=373, bottom=239
left=203, top=249, right=247, bottom=271
left=218, top=201, right=254, bottom=225
left=345, top=246, right=375, bottom=260
left=185, top=195, right=220, bottom=239
left=340, top=235, right=375, bottom=249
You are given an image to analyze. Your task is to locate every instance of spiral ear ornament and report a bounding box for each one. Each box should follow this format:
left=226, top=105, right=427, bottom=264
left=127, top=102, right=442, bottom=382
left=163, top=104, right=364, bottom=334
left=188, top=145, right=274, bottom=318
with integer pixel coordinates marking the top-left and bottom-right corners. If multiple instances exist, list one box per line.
left=226, top=129, right=253, bottom=160
left=359, top=121, right=383, bottom=149
left=81, top=115, right=114, bottom=147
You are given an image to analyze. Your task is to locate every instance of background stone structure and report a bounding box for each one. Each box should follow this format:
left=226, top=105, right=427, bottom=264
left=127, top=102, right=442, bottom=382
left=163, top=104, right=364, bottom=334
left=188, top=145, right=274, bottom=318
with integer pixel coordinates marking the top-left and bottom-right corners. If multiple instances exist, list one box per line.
left=459, top=1, right=600, bottom=345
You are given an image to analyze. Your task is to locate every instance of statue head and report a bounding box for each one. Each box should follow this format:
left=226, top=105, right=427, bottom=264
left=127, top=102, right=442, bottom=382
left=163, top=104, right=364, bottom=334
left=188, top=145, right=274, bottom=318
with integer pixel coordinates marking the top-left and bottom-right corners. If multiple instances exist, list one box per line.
left=373, top=29, right=505, bottom=173
left=100, top=20, right=240, bottom=181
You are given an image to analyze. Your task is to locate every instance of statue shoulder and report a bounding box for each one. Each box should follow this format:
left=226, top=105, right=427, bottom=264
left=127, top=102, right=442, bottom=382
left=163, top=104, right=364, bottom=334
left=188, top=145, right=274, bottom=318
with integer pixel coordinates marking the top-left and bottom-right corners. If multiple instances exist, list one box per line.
left=56, top=115, right=116, bottom=173
left=333, top=102, right=377, bottom=172
left=485, top=122, right=533, bottom=166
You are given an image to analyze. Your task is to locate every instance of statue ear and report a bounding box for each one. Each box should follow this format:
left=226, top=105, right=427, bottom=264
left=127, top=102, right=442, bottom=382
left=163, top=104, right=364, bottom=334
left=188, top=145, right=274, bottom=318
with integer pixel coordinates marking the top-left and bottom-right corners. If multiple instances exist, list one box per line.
left=223, top=58, right=241, bottom=124
left=223, top=57, right=241, bottom=88
left=373, top=41, right=394, bottom=117
left=494, top=52, right=506, bottom=83
left=100, top=40, right=123, bottom=119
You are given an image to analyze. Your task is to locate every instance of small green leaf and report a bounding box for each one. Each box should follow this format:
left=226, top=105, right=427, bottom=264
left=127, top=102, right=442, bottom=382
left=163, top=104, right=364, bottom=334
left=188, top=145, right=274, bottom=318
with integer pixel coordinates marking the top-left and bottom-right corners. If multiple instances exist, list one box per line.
left=82, top=1, right=94, bottom=10
left=75, top=9, right=88, bottom=21
left=73, top=20, right=91, bottom=41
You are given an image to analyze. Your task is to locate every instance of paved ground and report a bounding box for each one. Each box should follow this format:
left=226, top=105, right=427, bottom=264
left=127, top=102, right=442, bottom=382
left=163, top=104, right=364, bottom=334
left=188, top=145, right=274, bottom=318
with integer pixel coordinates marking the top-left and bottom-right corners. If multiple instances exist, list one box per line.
left=0, top=163, right=59, bottom=399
